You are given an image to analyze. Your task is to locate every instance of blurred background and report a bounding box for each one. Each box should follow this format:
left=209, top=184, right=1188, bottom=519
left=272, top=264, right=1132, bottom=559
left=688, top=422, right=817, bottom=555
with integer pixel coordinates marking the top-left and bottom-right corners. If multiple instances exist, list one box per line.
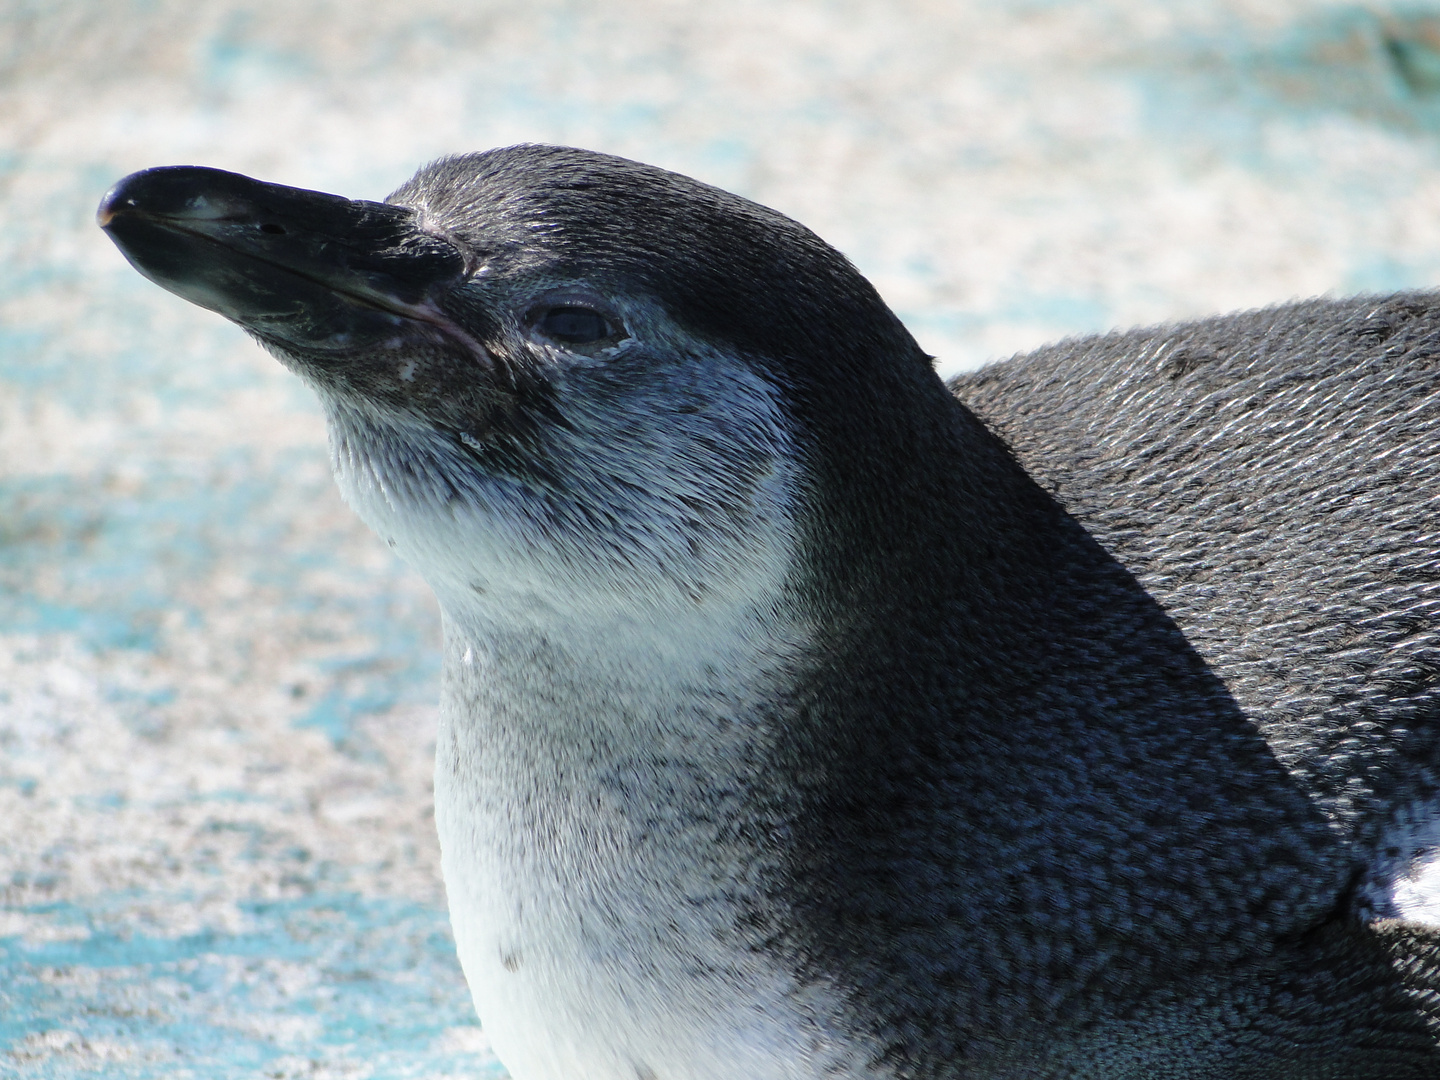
left=5, top=1, right=1440, bottom=1076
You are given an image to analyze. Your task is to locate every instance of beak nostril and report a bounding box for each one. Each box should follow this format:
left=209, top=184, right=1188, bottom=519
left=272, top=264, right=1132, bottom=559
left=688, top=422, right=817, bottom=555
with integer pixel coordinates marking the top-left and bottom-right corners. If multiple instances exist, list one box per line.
left=259, top=222, right=286, bottom=235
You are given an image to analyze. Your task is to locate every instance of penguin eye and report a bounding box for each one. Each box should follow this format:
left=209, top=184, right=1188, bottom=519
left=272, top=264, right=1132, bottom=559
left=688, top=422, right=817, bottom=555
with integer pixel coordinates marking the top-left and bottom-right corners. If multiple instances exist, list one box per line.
left=532, top=305, right=618, bottom=346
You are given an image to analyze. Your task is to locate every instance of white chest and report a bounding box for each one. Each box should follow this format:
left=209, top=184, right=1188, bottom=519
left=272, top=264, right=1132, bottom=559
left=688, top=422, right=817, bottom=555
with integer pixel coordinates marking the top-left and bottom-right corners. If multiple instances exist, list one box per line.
left=321, top=360, right=876, bottom=1076
left=432, top=628, right=864, bottom=1080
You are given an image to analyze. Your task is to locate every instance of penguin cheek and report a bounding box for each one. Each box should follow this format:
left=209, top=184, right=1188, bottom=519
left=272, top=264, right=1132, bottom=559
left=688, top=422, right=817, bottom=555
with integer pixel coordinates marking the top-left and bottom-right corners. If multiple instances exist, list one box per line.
left=264, top=305, right=450, bottom=358
left=270, top=329, right=504, bottom=420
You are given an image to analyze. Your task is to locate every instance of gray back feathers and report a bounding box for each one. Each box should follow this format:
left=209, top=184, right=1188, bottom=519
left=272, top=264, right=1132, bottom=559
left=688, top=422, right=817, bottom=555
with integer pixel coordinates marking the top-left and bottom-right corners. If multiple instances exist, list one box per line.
left=930, top=292, right=1440, bottom=1075
left=956, top=293, right=1440, bottom=842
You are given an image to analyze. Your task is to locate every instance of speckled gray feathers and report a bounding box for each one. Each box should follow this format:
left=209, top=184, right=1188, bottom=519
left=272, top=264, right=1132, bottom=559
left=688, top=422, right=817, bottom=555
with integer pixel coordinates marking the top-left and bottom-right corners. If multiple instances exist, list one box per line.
left=915, top=294, right=1440, bottom=1075
left=956, top=295, right=1440, bottom=842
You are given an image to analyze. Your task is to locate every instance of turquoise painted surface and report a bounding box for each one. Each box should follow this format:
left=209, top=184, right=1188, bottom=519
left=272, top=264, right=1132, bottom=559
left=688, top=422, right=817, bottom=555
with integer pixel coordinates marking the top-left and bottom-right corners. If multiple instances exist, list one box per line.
left=4, top=897, right=501, bottom=1079
left=5, top=1, right=1440, bottom=1076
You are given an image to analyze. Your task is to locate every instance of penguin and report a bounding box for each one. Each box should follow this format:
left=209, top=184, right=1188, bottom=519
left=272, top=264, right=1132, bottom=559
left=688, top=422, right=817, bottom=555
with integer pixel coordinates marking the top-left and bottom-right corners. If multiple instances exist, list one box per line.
left=98, top=146, right=1440, bottom=1079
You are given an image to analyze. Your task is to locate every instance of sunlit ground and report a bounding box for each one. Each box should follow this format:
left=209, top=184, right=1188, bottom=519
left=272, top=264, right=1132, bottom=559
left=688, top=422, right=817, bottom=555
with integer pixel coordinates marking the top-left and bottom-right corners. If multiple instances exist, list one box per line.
left=6, top=1, right=1440, bottom=1076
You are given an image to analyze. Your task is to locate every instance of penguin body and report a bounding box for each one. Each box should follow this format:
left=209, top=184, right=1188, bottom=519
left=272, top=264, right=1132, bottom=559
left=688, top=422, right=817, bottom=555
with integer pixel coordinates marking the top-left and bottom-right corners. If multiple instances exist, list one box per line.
left=98, top=147, right=1440, bottom=1078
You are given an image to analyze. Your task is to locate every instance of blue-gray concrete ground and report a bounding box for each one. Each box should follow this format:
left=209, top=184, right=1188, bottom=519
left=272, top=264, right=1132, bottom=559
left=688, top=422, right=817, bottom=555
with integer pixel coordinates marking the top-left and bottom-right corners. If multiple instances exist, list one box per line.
left=6, top=1, right=1440, bottom=1076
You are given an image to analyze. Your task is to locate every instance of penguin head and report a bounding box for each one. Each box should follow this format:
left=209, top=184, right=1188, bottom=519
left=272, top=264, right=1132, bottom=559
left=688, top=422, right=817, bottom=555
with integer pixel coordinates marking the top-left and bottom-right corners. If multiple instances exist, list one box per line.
left=99, top=146, right=951, bottom=629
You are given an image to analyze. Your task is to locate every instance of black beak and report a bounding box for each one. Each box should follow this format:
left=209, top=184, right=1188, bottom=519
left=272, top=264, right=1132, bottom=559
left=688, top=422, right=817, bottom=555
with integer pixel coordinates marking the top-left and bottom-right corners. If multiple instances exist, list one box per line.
left=97, top=166, right=471, bottom=353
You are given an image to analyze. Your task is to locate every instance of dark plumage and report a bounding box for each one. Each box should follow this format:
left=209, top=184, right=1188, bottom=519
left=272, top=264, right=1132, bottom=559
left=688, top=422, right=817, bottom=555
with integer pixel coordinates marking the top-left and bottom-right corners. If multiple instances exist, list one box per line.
left=99, top=146, right=1440, bottom=1078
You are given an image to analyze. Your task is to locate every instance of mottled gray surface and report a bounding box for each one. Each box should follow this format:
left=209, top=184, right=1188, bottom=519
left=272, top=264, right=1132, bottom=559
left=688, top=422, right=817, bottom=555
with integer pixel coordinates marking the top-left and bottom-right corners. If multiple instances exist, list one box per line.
left=7, top=1, right=1440, bottom=1076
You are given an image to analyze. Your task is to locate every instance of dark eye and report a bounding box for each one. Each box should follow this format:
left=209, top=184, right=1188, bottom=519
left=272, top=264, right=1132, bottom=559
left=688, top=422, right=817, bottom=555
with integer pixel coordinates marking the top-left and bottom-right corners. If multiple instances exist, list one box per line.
left=535, top=305, right=615, bottom=345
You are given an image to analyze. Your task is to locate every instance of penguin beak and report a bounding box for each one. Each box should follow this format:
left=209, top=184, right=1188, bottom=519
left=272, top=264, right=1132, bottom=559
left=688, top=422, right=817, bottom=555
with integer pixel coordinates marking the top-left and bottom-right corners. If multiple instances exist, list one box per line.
left=97, top=166, right=478, bottom=356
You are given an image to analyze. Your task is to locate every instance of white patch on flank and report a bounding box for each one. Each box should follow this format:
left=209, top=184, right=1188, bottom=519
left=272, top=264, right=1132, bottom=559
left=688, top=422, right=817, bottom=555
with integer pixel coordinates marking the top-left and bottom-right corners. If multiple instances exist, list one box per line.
left=1389, top=851, right=1440, bottom=925
left=320, top=332, right=871, bottom=1080
left=1359, top=801, right=1440, bottom=927
left=398, top=359, right=418, bottom=382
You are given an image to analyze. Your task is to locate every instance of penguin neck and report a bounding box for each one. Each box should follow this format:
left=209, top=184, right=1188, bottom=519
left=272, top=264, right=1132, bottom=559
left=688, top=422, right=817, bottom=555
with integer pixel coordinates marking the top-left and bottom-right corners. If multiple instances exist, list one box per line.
left=425, top=386, right=1048, bottom=759
left=437, top=585, right=812, bottom=752
left=795, top=383, right=1052, bottom=642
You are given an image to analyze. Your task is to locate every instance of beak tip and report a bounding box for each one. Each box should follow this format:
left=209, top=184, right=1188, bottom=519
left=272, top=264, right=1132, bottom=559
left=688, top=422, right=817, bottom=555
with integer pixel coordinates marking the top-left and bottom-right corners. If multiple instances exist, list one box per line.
left=97, top=176, right=145, bottom=231
left=96, top=185, right=125, bottom=229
